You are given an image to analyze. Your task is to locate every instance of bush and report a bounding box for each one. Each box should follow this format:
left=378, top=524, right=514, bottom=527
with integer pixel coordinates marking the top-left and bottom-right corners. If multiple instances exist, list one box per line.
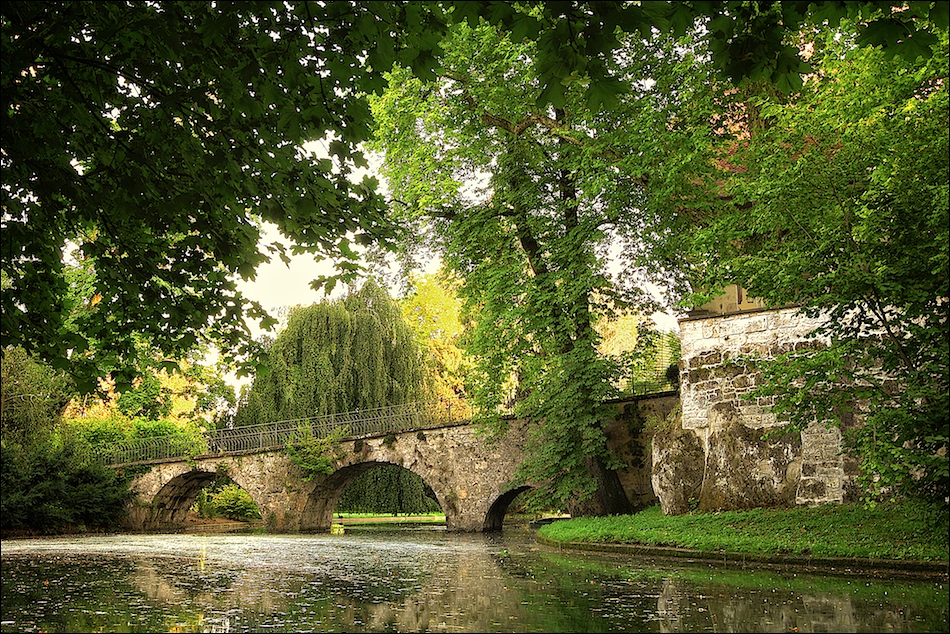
left=132, top=418, right=209, bottom=458
left=64, top=415, right=133, bottom=445
left=1, top=437, right=132, bottom=532
left=207, top=483, right=260, bottom=521
left=285, top=425, right=348, bottom=481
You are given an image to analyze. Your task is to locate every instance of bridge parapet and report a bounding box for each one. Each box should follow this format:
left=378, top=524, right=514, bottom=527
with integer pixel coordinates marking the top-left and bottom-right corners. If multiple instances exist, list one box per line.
left=97, top=398, right=472, bottom=466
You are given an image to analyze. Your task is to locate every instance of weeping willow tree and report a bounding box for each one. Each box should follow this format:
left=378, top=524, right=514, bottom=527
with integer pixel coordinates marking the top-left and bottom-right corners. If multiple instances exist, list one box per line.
left=337, top=465, right=441, bottom=515
left=232, top=279, right=437, bottom=513
left=233, top=279, right=425, bottom=424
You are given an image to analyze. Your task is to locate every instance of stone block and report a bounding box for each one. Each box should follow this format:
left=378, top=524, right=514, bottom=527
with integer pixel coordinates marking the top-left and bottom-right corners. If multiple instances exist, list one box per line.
left=697, top=419, right=801, bottom=512
left=651, top=418, right=705, bottom=515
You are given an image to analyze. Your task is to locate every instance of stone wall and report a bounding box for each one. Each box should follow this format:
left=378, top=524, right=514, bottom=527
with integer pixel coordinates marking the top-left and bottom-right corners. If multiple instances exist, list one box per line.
left=652, top=307, right=861, bottom=515
left=604, top=394, right=680, bottom=511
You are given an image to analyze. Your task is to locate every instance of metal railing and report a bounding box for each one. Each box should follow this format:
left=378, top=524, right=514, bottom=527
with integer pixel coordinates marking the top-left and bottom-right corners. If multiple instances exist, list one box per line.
left=627, top=365, right=680, bottom=396
left=96, top=398, right=473, bottom=467
left=625, top=334, right=681, bottom=396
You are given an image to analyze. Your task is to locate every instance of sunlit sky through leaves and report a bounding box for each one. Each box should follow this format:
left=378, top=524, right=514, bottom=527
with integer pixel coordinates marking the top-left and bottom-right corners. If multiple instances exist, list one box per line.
left=230, top=142, right=679, bottom=390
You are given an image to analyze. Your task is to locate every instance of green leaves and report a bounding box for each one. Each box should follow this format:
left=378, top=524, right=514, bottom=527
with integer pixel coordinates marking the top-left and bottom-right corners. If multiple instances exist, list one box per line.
left=4, top=0, right=945, bottom=398
left=1, top=1, right=421, bottom=390
left=285, top=425, right=348, bottom=482
left=584, top=77, right=628, bottom=112
left=0, top=347, right=74, bottom=441
left=856, top=13, right=943, bottom=61
left=232, top=279, right=426, bottom=427
left=690, top=25, right=949, bottom=505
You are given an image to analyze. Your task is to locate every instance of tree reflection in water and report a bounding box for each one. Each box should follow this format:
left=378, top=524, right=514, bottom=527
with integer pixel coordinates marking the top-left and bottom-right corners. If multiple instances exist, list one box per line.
left=1, top=527, right=946, bottom=633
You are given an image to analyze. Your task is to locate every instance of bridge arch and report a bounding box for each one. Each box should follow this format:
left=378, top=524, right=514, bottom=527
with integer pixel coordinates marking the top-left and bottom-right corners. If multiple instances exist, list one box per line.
left=144, top=468, right=219, bottom=528
left=299, top=460, right=439, bottom=527
left=483, top=485, right=533, bottom=531
left=126, top=454, right=316, bottom=532
left=323, top=428, right=520, bottom=533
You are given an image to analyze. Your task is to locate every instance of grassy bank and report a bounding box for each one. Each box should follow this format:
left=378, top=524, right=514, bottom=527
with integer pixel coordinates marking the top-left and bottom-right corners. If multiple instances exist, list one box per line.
left=537, top=500, right=949, bottom=562
left=334, top=512, right=445, bottom=525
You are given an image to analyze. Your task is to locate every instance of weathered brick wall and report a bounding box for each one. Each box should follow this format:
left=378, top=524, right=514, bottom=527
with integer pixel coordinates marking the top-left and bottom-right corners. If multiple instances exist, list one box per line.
left=680, top=308, right=828, bottom=431
left=672, top=307, right=860, bottom=510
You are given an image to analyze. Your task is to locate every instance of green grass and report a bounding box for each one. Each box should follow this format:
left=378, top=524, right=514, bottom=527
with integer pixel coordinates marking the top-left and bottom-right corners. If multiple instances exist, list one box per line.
left=334, top=512, right=445, bottom=519
left=537, top=500, right=949, bottom=562
left=333, top=512, right=446, bottom=525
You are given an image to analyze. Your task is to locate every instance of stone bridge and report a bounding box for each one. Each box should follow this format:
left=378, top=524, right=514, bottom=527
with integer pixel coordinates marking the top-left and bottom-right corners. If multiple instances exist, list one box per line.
left=122, top=395, right=679, bottom=534
left=123, top=305, right=871, bottom=534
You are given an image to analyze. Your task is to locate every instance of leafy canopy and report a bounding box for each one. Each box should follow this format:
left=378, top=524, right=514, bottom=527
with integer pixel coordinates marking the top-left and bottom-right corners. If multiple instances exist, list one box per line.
left=369, top=17, right=705, bottom=512
left=3, top=1, right=941, bottom=395
left=232, top=279, right=426, bottom=426
left=688, top=26, right=949, bottom=504
left=1, top=1, right=443, bottom=392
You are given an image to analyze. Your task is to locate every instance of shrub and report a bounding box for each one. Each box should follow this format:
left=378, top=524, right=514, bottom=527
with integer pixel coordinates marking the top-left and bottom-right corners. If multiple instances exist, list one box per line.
left=285, top=425, right=348, bottom=481
left=0, top=436, right=132, bottom=532
left=64, top=416, right=132, bottom=445
left=208, top=484, right=260, bottom=521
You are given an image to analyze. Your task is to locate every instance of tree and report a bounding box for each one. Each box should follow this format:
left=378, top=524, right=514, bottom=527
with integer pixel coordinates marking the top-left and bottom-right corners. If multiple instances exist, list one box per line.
left=61, top=357, right=235, bottom=459
left=683, top=25, right=949, bottom=505
left=232, top=279, right=435, bottom=513
left=1, top=1, right=445, bottom=392
left=232, top=279, right=426, bottom=425
left=370, top=3, right=949, bottom=514
left=399, top=270, right=470, bottom=401
left=115, top=372, right=171, bottom=421
left=1, top=346, right=73, bottom=443
left=370, top=18, right=708, bottom=514
left=4, top=1, right=942, bottom=395
left=0, top=348, right=132, bottom=533
left=336, top=464, right=441, bottom=515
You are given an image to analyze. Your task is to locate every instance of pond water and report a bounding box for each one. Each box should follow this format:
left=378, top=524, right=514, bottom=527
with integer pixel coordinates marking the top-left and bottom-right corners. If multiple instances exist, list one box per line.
left=1, top=524, right=947, bottom=633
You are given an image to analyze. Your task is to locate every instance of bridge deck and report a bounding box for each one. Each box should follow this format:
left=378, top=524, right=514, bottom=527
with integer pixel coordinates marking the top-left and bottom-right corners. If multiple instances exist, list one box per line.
left=96, top=399, right=473, bottom=467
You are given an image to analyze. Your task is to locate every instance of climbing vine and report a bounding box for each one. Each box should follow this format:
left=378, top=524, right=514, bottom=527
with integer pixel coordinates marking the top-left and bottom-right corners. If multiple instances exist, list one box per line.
left=285, top=426, right=349, bottom=482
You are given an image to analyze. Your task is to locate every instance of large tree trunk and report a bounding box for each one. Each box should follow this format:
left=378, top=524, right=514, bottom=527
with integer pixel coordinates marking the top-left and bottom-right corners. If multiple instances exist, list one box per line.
left=565, top=455, right=634, bottom=517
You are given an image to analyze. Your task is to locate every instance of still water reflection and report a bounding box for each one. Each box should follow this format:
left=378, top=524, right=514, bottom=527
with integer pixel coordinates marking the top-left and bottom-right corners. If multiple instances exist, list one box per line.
left=1, top=524, right=947, bottom=633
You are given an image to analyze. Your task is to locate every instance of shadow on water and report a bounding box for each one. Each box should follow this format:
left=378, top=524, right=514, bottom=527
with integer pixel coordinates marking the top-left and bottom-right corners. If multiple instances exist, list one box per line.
left=2, top=522, right=947, bottom=633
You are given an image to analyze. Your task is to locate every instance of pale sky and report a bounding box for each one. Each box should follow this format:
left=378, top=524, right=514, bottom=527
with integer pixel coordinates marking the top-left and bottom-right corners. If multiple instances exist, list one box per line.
left=235, top=223, right=346, bottom=332
left=226, top=145, right=679, bottom=390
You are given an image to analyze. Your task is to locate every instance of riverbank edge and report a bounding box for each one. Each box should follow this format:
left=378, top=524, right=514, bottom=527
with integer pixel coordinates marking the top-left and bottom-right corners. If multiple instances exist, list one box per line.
left=535, top=534, right=950, bottom=580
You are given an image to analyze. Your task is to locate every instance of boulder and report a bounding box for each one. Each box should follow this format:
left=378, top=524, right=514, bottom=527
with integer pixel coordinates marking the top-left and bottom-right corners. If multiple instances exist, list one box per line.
left=651, top=413, right=705, bottom=515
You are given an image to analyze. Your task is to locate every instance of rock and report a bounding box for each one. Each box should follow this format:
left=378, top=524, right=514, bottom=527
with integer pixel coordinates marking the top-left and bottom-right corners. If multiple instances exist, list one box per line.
left=651, top=412, right=705, bottom=515
left=698, top=415, right=801, bottom=512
